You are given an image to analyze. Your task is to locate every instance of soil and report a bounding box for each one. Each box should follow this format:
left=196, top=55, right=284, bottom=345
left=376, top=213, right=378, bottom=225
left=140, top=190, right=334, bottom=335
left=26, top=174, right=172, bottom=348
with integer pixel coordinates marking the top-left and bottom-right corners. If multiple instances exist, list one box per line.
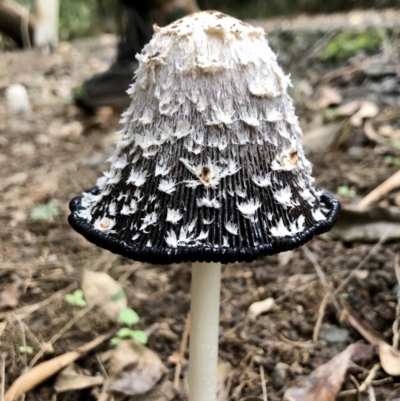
left=1, top=12, right=400, bottom=401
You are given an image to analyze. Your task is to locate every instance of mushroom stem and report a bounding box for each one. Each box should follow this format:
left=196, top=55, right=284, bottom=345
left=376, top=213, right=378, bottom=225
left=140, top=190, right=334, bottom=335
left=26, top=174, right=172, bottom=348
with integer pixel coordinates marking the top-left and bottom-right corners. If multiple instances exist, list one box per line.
left=189, top=261, right=221, bottom=401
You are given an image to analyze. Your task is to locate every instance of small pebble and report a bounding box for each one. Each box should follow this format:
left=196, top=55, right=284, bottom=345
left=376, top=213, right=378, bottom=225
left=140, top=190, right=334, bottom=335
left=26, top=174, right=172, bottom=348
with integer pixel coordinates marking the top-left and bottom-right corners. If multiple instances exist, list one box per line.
left=6, top=84, right=31, bottom=115
left=319, top=324, right=350, bottom=344
left=271, top=362, right=291, bottom=390
left=248, top=297, right=275, bottom=319
left=157, top=328, right=179, bottom=342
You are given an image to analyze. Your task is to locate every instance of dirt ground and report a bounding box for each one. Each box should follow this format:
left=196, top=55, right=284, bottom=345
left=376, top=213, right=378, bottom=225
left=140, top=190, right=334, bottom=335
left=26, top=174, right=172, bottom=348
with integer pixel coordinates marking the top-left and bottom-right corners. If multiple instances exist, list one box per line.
left=1, top=13, right=400, bottom=401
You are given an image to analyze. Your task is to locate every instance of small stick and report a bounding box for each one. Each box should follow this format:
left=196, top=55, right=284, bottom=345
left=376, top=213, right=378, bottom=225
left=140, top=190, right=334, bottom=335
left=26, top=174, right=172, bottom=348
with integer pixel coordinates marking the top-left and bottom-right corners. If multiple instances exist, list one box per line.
left=392, top=253, right=400, bottom=348
left=260, top=366, right=268, bottom=401
left=174, top=312, right=191, bottom=390
left=15, top=314, right=28, bottom=369
left=28, top=304, right=95, bottom=369
left=0, top=284, right=76, bottom=321
left=359, top=363, right=381, bottom=393
left=358, top=169, right=400, bottom=210
left=1, top=353, right=6, bottom=401
left=4, top=331, right=113, bottom=401
left=349, top=374, right=361, bottom=401
left=313, top=292, right=330, bottom=343
left=333, top=231, right=391, bottom=298
left=368, top=386, right=376, bottom=401
left=28, top=262, right=142, bottom=369
left=303, top=246, right=340, bottom=310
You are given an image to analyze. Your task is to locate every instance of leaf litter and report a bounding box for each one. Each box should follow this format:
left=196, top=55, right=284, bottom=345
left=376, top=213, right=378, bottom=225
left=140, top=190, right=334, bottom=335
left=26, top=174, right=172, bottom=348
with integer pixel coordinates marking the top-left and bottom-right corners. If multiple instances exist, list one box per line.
left=2, top=11, right=400, bottom=401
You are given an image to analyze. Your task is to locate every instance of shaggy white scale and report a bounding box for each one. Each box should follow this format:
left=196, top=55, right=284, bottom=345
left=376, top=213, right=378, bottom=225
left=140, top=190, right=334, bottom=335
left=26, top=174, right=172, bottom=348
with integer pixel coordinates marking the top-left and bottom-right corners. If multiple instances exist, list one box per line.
left=71, top=11, right=338, bottom=255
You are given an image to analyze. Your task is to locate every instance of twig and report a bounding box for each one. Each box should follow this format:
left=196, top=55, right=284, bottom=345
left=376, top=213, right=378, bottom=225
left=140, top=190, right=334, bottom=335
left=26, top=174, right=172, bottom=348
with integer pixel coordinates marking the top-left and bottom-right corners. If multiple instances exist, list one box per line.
left=4, top=331, right=114, bottom=401
left=333, top=232, right=391, bottom=298
left=95, top=353, right=110, bottom=401
left=368, top=386, right=376, bottom=401
left=14, top=314, right=28, bottom=401
left=95, top=354, right=108, bottom=379
left=358, top=169, right=400, bottom=210
left=302, top=246, right=340, bottom=310
left=299, top=29, right=336, bottom=67
left=15, top=314, right=28, bottom=370
left=321, top=64, right=362, bottom=84
left=27, top=262, right=141, bottom=369
left=173, top=313, right=190, bottom=390
left=116, top=262, right=141, bottom=283
left=313, top=292, right=330, bottom=343
left=29, top=304, right=95, bottom=368
left=0, top=284, right=76, bottom=321
left=349, top=374, right=361, bottom=401
left=260, top=366, right=268, bottom=401
left=359, top=363, right=381, bottom=392
left=22, top=322, right=43, bottom=350
left=392, top=253, right=400, bottom=349
left=1, top=353, right=6, bottom=401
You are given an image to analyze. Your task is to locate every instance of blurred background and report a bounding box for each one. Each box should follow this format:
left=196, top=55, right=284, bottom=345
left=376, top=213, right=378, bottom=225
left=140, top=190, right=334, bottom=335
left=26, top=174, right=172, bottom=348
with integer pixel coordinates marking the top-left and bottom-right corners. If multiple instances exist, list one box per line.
left=1, top=0, right=400, bottom=46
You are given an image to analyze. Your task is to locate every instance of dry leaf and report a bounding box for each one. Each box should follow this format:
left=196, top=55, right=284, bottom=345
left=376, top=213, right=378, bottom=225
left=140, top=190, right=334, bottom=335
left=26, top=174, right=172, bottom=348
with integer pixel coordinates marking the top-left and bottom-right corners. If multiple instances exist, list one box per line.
left=316, top=86, right=343, bottom=109
left=217, top=360, right=231, bottom=401
left=336, top=100, right=361, bottom=117
left=284, top=343, right=367, bottom=401
left=0, top=283, right=21, bottom=310
left=378, top=342, right=400, bottom=376
left=302, top=121, right=345, bottom=154
left=248, top=298, right=276, bottom=319
left=107, top=340, right=165, bottom=396
left=81, top=270, right=127, bottom=320
left=349, top=101, right=379, bottom=127
left=130, top=377, right=175, bottom=401
left=345, top=306, right=400, bottom=376
left=5, top=332, right=112, bottom=401
left=278, top=250, right=294, bottom=267
left=364, top=120, right=388, bottom=145
left=54, top=363, right=104, bottom=393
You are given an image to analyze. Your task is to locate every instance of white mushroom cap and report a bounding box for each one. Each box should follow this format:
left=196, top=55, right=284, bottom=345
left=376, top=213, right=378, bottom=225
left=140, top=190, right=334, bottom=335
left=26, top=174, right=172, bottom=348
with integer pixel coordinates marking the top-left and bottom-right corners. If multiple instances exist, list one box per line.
left=69, top=11, right=340, bottom=264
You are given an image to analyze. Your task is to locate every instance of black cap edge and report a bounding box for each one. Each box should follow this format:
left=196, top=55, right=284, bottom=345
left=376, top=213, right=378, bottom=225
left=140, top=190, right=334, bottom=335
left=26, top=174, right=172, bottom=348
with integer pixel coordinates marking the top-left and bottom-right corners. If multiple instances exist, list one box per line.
left=68, top=190, right=340, bottom=265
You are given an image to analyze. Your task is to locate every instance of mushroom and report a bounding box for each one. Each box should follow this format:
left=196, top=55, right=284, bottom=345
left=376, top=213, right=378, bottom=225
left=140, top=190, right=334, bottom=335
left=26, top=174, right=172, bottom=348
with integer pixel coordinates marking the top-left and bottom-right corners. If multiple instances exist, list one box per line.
left=69, top=11, right=340, bottom=401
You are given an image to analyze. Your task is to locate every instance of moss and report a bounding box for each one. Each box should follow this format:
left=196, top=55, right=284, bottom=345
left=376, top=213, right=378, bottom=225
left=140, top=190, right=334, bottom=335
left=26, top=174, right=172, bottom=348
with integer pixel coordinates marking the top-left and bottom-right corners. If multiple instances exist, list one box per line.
left=319, top=30, right=383, bottom=60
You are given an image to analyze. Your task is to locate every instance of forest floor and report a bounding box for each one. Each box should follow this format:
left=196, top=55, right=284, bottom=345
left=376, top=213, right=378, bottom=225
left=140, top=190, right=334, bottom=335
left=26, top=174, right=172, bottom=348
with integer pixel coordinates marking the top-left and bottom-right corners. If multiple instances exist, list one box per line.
left=1, top=10, right=400, bottom=401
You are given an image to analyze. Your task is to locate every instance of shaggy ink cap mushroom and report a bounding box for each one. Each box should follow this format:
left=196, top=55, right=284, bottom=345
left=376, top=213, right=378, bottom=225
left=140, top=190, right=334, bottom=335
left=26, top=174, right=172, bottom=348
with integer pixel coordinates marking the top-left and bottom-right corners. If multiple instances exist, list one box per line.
left=68, top=11, right=340, bottom=265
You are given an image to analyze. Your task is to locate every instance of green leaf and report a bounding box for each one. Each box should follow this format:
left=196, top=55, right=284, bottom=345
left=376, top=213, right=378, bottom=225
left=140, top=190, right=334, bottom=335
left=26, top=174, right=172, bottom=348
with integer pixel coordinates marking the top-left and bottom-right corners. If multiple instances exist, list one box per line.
left=111, top=289, right=126, bottom=303
left=322, top=107, right=338, bottom=120
left=393, top=139, right=400, bottom=150
left=385, top=156, right=400, bottom=166
left=337, top=186, right=356, bottom=198
left=18, top=345, right=34, bottom=355
left=129, top=330, right=148, bottom=345
left=75, top=298, right=87, bottom=308
left=64, top=290, right=87, bottom=307
left=116, top=328, right=134, bottom=338
left=30, top=203, right=59, bottom=221
left=118, top=308, right=139, bottom=326
left=110, top=337, right=122, bottom=346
